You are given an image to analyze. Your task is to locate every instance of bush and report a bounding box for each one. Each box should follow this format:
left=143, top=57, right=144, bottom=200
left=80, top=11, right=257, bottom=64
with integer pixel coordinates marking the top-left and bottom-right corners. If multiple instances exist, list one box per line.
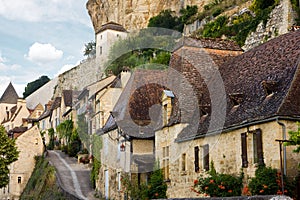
left=193, top=162, right=243, bottom=197
left=248, top=166, right=294, bottom=196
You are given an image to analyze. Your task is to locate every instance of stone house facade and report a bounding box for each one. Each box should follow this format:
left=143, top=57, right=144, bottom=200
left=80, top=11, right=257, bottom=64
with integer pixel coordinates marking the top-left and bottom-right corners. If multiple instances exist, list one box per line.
left=155, top=30, right=300, bottom=198
left=0, top=126, right=44, bottom=200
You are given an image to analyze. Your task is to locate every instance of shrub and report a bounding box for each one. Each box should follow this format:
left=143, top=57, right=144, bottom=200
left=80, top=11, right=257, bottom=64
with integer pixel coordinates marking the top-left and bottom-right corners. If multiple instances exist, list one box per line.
left=193, top=162, right=243, bottom=197
left=248, top=166, right=294, bottom=196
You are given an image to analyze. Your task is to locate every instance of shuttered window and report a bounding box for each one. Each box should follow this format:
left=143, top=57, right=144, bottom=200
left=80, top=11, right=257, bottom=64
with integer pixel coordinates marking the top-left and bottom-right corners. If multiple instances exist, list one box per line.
left=256, top=129, right=264, bottom=166
left=241, top=132, right=248, bottom=168
left=203, top=144, right=209, bottom=171
left=194, top=146, right=199, bottom=172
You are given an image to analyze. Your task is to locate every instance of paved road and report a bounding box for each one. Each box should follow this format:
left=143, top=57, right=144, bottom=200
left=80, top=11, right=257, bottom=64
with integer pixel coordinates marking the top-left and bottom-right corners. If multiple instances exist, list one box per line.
left=47, top=150, right=98, bottom=200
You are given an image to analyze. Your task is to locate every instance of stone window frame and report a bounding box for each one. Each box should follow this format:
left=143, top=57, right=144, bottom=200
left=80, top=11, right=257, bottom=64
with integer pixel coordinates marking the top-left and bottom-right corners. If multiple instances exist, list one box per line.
left=162, top=146, right=170, bottom=180
left=202, top=144, right=209, bottom=171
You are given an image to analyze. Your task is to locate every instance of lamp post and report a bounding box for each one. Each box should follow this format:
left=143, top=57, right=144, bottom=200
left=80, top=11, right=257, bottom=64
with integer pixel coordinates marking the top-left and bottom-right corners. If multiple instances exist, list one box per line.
left=275, top=139, right=292, bottom=195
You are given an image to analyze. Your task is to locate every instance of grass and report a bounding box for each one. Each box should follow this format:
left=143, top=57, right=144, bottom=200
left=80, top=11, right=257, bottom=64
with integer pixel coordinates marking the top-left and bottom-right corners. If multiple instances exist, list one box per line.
left=20, top=156, right=65, bottom=200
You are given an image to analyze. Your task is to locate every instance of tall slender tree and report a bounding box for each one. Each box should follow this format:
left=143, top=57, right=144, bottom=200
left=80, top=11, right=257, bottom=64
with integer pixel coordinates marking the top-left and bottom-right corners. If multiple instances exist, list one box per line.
left=0, top=125, right=19, bottom=188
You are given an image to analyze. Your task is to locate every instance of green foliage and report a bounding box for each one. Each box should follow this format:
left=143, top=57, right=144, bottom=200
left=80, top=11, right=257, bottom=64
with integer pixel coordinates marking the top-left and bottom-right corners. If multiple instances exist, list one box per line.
left=286, top=122, right=300, bottom=153
left=0, top=125, right=19, bottom=188
left=250, top=0, right=276, bottom=13
left=148, top=162, right=167, bottom=199
left=180, top=5, right=198, bottom=24
left=90, top=158, right=101, bottom=189
left=121, top=162, right=167, bottom=199
left=23, top=75, right=50, bottom=98
left=148, top=9, right=183, bottom=32
left=193, top=161, right=243, bottom=197
left=106, top=30, right=176, bottom=75
left=248, top=166, right=294, bottom=196
left=83, top=40, right=96, bottom=57
left=20, top=156, right=65, bottom=200
left=47, top=128, right=55, bottom=150
left=121, top=174, right=149, bottom=200
left=291, top=0, right=300, bottom=25
left=56, top=119, right=73, bottom=146
left=202, top=16, right=228, bottom=38
left=77, top=114, right=89, bottom=147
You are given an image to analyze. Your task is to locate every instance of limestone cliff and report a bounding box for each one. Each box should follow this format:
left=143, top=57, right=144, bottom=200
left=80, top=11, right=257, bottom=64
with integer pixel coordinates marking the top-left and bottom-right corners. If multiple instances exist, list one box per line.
left=86, top=0, right=209, bottom=32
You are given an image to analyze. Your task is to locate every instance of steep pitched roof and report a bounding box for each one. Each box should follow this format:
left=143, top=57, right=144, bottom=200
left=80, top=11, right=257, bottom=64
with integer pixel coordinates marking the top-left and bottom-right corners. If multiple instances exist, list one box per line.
left=96, top=21, right=127, bottom=34
left=0, top=82, right=19, bottom=104
left=176, top=30, right=300, bottom=142
left=113, top=69, right=168, bottom=138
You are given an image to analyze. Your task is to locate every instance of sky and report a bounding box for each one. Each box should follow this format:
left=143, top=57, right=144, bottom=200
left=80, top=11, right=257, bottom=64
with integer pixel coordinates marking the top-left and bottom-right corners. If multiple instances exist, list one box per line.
left=0, top=0, right=95, bottom=97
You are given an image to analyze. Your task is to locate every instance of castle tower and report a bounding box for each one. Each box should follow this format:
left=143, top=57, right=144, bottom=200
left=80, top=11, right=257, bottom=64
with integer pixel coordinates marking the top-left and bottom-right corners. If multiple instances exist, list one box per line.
left=95, top=21, right=128, bottom=78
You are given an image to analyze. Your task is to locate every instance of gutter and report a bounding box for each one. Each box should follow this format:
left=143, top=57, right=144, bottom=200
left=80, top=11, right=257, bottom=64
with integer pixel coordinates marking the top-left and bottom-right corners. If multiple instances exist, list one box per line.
left=276, top=119, right=287, bottom=176
left=175, top=115, right=300, bottom=143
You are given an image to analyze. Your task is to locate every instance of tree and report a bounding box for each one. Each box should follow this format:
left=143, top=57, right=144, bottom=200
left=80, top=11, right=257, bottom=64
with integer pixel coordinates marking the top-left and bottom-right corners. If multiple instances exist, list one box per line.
left=0, top=125, right=19, bottom=188
left=23, top=76, right=50, bottom=98
left=148, top=10, right=183, bottom=32
left=83, top=41, right=96, bottom=58
left=148, top=162, right=167, bottom=199
left=286, top=123, right=300, bottom=155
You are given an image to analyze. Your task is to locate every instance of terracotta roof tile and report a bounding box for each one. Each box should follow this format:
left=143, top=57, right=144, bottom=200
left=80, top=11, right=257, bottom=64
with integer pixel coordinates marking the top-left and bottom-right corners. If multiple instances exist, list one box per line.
left=96, top=21, right=127, bottom=34
left=176, top=30, right=300, bottom=142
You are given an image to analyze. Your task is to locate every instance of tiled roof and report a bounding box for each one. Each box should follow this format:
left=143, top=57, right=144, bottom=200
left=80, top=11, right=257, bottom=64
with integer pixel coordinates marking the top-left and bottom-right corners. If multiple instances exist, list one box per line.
left=175, top=30, right=300, bottom=142
left=0, top=82, right=19, bottom=104
left=113, top=69, right=168, bottom=138
left=173, top=37, right=243, bottom=52
left=96, top=21, right=127, bottom=34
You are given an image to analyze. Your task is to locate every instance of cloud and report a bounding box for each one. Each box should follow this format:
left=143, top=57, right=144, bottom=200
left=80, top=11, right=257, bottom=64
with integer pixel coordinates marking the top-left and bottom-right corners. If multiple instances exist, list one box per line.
left=0, top=0, right=91, bottom=26
left=25, top=42, right=63, bottom=64
left=0, top=52, right=21, bottom=71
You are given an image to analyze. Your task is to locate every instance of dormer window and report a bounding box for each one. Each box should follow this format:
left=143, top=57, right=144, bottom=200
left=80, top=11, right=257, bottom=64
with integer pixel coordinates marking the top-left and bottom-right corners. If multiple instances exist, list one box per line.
left=229, top=93, right=244, bottom=107
left=162, top=90, right=174, bottom=126
left=261, top=80, right=277, bottom=96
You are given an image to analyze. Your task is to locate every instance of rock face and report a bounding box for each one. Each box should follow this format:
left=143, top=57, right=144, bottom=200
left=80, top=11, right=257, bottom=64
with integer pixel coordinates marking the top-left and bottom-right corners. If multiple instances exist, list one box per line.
left=242, top=0, right=296, bottom=51
left=86, top=0, right=209, bottom=32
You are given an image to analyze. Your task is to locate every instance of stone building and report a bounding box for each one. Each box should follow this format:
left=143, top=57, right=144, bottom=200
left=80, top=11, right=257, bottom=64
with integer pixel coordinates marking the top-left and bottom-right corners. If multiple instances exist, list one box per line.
left=0, top=126, right=44, bottom=200
left=155, top=30, right=300, bottom=198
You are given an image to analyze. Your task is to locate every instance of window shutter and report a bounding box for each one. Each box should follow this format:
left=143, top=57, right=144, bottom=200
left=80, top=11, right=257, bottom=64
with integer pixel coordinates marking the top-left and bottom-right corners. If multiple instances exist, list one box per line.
left=256, top=129, right=264, bottom=166
left=203, top=144, right=209, bottom=171
left=194, top=146, right=199, bottom=172
left=241, top=132, right=248, bottom=168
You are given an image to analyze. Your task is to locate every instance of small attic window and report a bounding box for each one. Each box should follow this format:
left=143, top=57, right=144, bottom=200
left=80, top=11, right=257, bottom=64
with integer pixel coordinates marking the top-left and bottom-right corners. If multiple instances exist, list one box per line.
left=229, top=93, right=243, bottom=107
left=261, top=80, right=278, bottom=96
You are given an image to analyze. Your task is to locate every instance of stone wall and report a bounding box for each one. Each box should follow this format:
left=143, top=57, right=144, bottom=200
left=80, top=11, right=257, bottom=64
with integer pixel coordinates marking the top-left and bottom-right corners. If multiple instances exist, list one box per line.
left=8, top=126, right=44, bottom=199
left=155, top=120, right=300, bottom=198
left=54, top=57, right=100, bottom=97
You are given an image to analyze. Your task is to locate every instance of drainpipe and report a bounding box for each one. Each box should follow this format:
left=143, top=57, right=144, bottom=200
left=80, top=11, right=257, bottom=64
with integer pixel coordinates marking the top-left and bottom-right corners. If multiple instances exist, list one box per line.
left=276, top=118, right=287, bottom=176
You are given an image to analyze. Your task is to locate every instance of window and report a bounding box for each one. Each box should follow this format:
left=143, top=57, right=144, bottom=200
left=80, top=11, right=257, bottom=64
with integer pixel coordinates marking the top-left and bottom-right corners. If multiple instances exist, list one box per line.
left=241, top=132, right=248, bottom=168
left=181, top=153, right=186, bottom=171
left=100, top=35, right=102, bottom=39
left=203, top=144, right=209, bottom=171
left=162, top=146, right=169, bottom=180
left=18, top=176, right=21, bottom=184
left=194, top=146, right=199, bottom=172
left=253, top=129, right=264, bottom=165
left=100, top=46, right=103, bottom=55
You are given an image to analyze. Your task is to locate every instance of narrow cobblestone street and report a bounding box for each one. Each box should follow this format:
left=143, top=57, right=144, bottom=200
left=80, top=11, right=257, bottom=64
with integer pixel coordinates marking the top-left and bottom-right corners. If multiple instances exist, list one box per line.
left=47, top=150, right=98, bottom=200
